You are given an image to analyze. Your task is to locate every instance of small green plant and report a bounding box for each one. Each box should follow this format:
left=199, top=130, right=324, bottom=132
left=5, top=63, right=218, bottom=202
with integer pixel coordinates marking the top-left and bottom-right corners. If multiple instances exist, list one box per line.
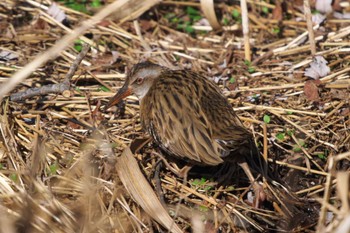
left=276, top=132, right=286, bottom=141
left=316, top=150, right=328, bottom=160
left=191, top=177, right=207, bottom=186
left=186, top=6, right=202, bottom=22
left=286, top=129, right=295, bottom=136
left=9, top=173, right=18, bottom=182
left=244, top=60, right=256, bottom=73
left=293, top=139, right=307, bottom=152
left=58, top=0, right=103, bottom=13
left=190, top=177, right=213, bottom=192
left=262, top=6, right=269, bottom=14
left=229, top=76, right=236, bottom=83
left=98, top=86, right=110, bottom=92
left=90, top=0, right=102, bottom=8
left=198, top=205, right=209, bottom=212
left=74, top=39, right=84, bottom=52
left=49, top=162, right=59, bottom=175
left=59, top=0, right=88, bottom=13
left=272, top=27, right=281, bottom=34
left=317, top=152, right=326, bottom=160
left=263, top=114, right=271, bottom=124
left=232, top=9, right=241, bottom=20
left=223, top=17, right=229, bottom=26
left=74, top=87, right=83, bottom=93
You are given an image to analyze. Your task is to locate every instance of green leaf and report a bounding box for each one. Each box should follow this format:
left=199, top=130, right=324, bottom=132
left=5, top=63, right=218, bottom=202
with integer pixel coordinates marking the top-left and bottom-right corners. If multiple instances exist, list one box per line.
left=0, top=163, right=3, bottom=169
left=165, top=13, right=175, bottom=19
left=186, top=6, right=200, bottom=16
left=317, top=153, right=326, bottom=160
left=198, top=205, right=209, bottom=212
left=49, top=163, right=58, bottom=175
left=229, top=76, right=236, bottom=83
left=272, top=27, right=280, bottom=34
left=287, top=130, right=294, bottom=136
left=191, top=178, right=201, bottom=186
left=263, top=115, right=271, bottom=124
left=91, top=0, right=102, bottom=8
left=223, top=17, right=229, bottom=25
left=66, top=3, right=87, bottom=13
left=298, top=139, right=306, bottom=147
left=248, top=66, right=256, bottom=73
left=9, top=173, right=18, bottom=182
left=262, top=6, right=269, bottom=14
left=232, top=9, right=240, bottom=19
left=244, top=60, right=251, bottom=66
left=192, top=15, right=202, bottom=22
left=287, top=111, right=293, bottom=115
left=184, top=25, right=194, bottom=34
left=276, top=133, right=285, bottom=141
left=171, top=17, right=179, bottom=23
left=74, top=44, right=82, bottom=52
left=74, top=39, right=84, bottom=52
left=293, top=140, right=306, bottom=151
left=99, top=86, right=110, bottom=92
left=293, top=145, right=301, bottom=152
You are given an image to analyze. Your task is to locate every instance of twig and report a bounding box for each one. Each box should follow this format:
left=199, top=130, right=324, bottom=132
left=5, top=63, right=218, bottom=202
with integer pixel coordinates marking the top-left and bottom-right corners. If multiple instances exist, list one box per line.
left=10, top=44, right=90, bottom=102
left=200, top=0, right=221, bottom=30
left=317, top=157, right=335, bottom=231
left=240, top=0, right=251, bottom=61
left=303, top=0, right=316, bottom=56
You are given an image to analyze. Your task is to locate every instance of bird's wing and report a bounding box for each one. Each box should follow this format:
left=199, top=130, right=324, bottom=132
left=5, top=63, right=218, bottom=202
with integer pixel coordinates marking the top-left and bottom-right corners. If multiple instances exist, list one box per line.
left=146, top=88, right=223, bottom=166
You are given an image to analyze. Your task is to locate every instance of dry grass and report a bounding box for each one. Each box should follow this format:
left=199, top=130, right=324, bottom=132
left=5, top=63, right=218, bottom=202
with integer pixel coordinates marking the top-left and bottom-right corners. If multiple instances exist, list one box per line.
left=0, top=0, right=349, bottom=232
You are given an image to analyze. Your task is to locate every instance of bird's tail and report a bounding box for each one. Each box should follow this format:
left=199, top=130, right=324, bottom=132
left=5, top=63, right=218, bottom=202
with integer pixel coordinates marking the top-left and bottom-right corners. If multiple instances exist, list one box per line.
left=265, top=179, right=317, bottom=230
left=244, top=139, right=317, bottom=230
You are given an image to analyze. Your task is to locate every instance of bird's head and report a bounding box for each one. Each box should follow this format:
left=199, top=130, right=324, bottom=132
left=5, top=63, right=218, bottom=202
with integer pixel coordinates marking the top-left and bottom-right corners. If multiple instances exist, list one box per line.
left=106, top=61, right=164, bottom=109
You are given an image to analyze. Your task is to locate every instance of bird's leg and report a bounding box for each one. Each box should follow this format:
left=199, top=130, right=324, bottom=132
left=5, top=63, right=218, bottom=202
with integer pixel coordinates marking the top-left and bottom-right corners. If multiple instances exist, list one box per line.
left=238, top=161, right=266, bottom=208
left=152, top=152, right=193, bottom=179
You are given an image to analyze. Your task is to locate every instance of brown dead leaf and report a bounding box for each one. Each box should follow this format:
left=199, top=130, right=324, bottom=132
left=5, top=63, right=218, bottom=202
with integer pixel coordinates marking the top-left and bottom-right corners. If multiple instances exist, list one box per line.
left=67, top=121, right=81, bottom=129
left=139, top=20, right=154, bottom=31
left=340, top=108, right=350, bottom=116
left=330, top=89, right=349, bottom=100
left=227, top=81, right=238, bottom=91
left=272, top=2, right=283, bottom=21
left=304, top=80, right=321, bottom=101
left=116, top=147, right=183, bottom=233
left=98, top=20, right=111, bottom=27
left=31, top=18, right=50, bottom=31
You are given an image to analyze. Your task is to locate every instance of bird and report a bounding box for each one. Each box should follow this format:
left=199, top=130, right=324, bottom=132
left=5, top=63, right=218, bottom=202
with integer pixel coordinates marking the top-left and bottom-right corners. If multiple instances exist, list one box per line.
left=106, top=61, right=315, bottom=230
left=106, top=61, right=268, bottom=198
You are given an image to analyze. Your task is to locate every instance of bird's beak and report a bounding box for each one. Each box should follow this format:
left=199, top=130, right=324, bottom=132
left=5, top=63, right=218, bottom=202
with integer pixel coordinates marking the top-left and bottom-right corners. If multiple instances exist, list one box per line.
left=105, top=85, right=133, bottom=109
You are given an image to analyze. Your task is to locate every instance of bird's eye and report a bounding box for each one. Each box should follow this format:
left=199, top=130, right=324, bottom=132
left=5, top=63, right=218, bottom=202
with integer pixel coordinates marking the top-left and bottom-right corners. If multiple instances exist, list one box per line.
left=136, top=78, right=143, bottom=84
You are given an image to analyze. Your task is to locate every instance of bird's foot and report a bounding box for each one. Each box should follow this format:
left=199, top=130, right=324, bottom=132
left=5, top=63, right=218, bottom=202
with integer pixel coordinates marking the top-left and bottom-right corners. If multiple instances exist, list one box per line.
left=252, top=182, right=266, bottom=208
left=152, top=152, right=192, bottom=178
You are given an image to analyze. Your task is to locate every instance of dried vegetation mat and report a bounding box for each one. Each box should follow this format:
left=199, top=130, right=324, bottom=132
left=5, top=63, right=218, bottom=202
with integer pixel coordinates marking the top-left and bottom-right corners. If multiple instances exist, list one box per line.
left=0, top=0, right=349, bottom=232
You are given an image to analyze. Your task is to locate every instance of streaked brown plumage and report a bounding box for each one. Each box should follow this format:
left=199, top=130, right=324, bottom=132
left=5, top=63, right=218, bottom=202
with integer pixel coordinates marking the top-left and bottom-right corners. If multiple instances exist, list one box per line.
left=106, top=61, right=266, bottom=184
left=106, top=61, right=315, bottom=230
